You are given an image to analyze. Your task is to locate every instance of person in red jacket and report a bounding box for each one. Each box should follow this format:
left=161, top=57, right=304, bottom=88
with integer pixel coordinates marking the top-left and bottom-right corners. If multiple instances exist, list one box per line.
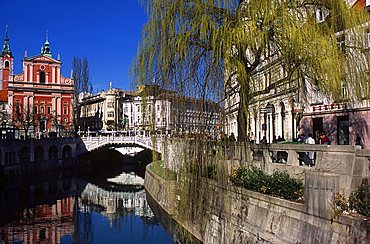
left=320, top=132, right=330, bottom=145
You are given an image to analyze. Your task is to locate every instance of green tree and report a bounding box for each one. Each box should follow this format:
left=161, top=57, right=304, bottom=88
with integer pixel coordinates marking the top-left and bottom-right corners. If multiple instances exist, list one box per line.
left=132, top=0, right=369, bottom=140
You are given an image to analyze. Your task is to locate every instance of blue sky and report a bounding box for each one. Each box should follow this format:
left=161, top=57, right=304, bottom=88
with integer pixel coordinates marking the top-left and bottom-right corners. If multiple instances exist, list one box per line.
left=0, top=0, right=147, bottom=92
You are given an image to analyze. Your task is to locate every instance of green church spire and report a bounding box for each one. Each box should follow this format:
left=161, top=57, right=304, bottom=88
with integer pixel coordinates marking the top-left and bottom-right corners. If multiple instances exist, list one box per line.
left=41, top=30, right=52, bottom=58
left=1, top=25, right=12, bottom=57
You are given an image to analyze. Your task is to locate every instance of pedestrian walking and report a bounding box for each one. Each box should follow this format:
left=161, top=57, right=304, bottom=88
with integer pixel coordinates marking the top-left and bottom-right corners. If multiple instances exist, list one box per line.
left=305, top=134, right=315, bottom=166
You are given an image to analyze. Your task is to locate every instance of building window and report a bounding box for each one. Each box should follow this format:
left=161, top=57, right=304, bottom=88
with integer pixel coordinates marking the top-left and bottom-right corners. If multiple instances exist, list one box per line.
left=41, top=106, right=45, bottom=114
left=317, top=7, right=325, bottom=22
left=63, top=103, right=68, bottom=115
left=15, top=101, right=21, bottom=117
left=337, top=34, right=345, bottom=52
left=337, top=116, right=349, bottom=145
left=34, top=106, right=38, bottom=114
left=341, top=81, right=348, bottom=98
left=40, top=71, right=46, bottom=83
left=108, top=112, right=114, bottom=117
left=4, top=61, right=9, bottom=68
left=107, top=102, right=114, bottom=108
left=47, top=106, right=51, bottom=114
left=280, top=64, right=286, bottom=78
left=264, top=73, right=268, bottom=89
left=280, top=103, right=285, bottom=138
left=312, top=117, right=323, bottom=143
left=268, top=71, right=272, bottom=86
left=39, top=229, right=46, bottom=241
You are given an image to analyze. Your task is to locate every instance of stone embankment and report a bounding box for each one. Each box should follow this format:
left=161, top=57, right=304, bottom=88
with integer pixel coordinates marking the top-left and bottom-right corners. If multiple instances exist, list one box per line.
left=145, top=141, right=370, bottom=243
left=0, top=137, right=87, bottom=177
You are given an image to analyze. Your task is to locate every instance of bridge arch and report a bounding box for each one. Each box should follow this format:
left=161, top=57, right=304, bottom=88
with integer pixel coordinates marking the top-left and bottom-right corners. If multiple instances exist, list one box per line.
left=34, top=146, right=44, bottom=161
left=81, top=135, right=162, bottom=154
left=62, top=145, right=72, bottom=159
left=48, top=146, right=58, bottom=160
left=19, top=147, right=30, bottom=163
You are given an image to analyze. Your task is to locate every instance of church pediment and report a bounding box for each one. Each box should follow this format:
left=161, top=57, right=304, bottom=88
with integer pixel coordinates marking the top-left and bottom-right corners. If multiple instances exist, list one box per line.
left=25, top=55, right=61, bottom=64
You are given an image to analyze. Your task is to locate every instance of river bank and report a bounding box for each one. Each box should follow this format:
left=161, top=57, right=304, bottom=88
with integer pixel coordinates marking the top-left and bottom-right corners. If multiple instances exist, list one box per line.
left=145, top=154, right=370, bottom=243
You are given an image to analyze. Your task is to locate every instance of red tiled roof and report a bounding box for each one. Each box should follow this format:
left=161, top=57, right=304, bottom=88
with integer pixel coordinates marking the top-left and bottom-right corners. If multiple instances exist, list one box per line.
left=353, top=0, right=366, bottom=9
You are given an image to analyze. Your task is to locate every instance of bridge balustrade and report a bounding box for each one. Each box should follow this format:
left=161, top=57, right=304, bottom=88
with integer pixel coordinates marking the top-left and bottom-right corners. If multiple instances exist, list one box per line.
left=80, top=134, right=162, bottom=152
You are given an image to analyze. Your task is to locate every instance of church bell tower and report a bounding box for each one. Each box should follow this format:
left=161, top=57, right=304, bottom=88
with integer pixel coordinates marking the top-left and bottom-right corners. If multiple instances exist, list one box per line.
left=0, top=25, right=14, bottom=90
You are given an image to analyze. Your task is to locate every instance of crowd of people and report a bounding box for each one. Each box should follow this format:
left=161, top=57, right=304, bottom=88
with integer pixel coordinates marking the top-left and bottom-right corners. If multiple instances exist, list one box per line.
left=296, top=132, right=330, bottom=145
left=219, top=130, right=363, bottom=148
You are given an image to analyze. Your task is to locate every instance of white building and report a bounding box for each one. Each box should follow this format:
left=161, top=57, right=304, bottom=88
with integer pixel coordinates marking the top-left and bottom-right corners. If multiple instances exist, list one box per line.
left=225, top=59, right=298, bottom=143
left=78, top=82, right=132, bottom=132
left=224, top=0, right=370, bottom=147
left=122, top=85, right=221, bottom=137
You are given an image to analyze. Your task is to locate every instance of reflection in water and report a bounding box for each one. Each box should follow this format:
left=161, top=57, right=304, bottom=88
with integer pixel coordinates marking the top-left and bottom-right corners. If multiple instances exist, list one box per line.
left=0, top=155, right=173, bottom=244
left=107, top=172, right=145, bottom=186
left=1, top=196, right=75, bottom=244
left=80, top=183, right=153, bottom=222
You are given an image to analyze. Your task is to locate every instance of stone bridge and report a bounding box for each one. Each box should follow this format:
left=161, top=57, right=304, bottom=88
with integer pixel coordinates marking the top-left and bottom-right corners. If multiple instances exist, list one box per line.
left=80, top=135, right=163, bottom=153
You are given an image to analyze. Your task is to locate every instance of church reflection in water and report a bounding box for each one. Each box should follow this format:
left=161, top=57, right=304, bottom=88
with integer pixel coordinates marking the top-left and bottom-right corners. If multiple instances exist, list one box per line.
left=0, top=170, right=167, bottom=243
left=1, top=196, right=75, bottom=244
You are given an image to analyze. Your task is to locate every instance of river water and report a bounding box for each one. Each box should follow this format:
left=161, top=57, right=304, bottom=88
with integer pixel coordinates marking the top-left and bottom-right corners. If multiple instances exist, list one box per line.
left=0, top=149, right=174, bottom=243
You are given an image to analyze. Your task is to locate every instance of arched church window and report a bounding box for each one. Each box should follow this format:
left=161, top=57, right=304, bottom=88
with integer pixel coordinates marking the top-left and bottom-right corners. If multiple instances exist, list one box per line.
left=40, top=71, right=46, bottom=83
left=4, top=61, right=9, bottom=68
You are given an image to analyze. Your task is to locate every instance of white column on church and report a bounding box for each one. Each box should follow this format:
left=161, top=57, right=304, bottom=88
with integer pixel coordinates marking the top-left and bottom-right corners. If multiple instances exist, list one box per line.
left=52, top=96, right=56, bottom=112
left=57, top=67, right=60, bottom=84
left=57, top=97, right=62, bottom=116
left=52, top=66, right=55, bottom=84
left=24, top=63, right=28, bottom=82
left=30, top=65, right=34, bottom=82
left=8, top=94, right=13, bottom=109
left=29, top=96, right=34, bottom=110
left=23, top=95, right=28, bottom=111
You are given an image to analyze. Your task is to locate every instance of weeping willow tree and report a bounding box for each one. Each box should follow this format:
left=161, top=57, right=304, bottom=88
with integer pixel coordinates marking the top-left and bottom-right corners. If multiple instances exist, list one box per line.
left=132, top=0, right=369, bottom=141
left=133, top=2, right=369, bottom=240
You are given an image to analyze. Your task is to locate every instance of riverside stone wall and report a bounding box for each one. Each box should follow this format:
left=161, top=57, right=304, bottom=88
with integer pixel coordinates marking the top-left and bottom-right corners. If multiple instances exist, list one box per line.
left=145, top=166, right=370, bottom=243
left=147, top=140, right=370, bottom=243
left=162, top=140, right=370, bottom=193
